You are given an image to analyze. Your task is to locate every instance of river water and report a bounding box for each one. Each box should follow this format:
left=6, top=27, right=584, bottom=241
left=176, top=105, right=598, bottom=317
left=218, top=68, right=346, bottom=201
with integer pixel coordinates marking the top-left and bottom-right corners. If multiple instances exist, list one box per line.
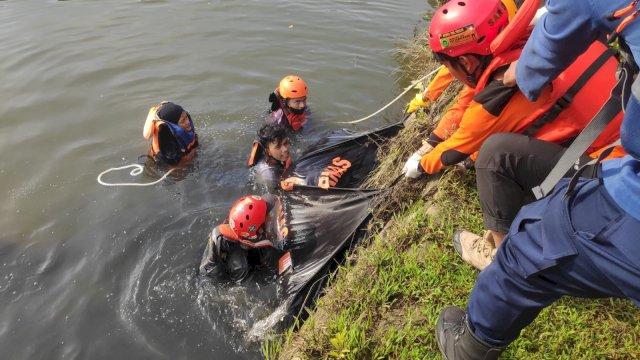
left=0, top=1, right=430, bottom=358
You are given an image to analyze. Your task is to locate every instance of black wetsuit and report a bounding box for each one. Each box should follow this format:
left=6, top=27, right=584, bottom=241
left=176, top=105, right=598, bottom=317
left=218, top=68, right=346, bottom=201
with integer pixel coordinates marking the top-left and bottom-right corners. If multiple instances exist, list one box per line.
left=198, top=226, right=275, bottom=282
left=198, top=194, right=282, bottom=282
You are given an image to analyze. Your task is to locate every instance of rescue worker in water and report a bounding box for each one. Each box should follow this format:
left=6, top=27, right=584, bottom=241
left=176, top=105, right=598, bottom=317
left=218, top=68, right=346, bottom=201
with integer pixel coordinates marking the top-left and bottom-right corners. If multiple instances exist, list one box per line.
left=199, top=195, right=289, bottom=282
left=267, top=75, right=309, bottom=132
left=248, top=124, right=293, bottom=191
left=142, top=101, right=198, bottom=165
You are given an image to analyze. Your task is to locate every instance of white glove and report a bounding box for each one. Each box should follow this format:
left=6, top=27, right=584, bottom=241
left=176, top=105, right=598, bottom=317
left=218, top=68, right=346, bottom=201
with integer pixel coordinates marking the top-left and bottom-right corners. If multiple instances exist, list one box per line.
left=402, top=152, right=424, bottom=179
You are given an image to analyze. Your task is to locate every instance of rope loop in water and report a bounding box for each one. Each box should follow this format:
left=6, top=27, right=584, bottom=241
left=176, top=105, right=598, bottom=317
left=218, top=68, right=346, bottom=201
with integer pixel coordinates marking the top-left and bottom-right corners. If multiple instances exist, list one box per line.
left=97, top=164, right=175, bottom=187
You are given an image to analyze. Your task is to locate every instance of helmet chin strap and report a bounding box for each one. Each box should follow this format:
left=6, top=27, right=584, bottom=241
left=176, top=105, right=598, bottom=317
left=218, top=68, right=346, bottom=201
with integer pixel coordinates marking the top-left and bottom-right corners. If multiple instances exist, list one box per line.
left=460, top=54, right=491, bottom=87
left=462, top=60, right=480, bottom=87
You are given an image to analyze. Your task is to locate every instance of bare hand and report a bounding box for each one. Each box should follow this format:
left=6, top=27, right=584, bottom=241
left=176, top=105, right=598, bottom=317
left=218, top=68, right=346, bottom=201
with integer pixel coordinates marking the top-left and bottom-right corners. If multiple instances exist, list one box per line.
left=503, top=61, right=518, bottom=87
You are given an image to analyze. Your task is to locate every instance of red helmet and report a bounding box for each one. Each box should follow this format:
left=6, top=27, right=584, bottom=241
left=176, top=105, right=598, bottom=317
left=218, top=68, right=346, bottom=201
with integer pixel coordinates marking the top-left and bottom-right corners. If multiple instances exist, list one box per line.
left=428, top=0, right=509, bottom=57
left=278, top=75, right=308, bottom=99
left=228, top=195, right=267, bottom=240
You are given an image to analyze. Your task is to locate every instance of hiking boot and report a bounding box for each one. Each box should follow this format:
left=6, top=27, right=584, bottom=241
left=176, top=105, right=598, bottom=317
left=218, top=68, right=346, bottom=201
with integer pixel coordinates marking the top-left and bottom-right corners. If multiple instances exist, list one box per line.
left=452, top=230, right=497, bottom=270
left=436, top=306, right=505, bottom=360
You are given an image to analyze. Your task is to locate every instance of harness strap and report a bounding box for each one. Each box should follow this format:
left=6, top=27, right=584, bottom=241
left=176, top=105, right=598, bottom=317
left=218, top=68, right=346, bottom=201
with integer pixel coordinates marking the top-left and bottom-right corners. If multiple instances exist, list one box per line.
left=562, top=139, right=621, bottom=200
left=607, top=0, right=639, bottom=20
left=524, top=47, right=616, bottom=136
left=532, top=62, right=633, bottom=199
left=608, top=1, right=640, bottom=43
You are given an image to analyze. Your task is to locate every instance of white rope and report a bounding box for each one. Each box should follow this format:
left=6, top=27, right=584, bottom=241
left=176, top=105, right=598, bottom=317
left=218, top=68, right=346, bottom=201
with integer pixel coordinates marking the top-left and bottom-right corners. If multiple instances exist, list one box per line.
left=97, top=164, right=176, bottom=187
left=338, top=65, right=443, bottom=124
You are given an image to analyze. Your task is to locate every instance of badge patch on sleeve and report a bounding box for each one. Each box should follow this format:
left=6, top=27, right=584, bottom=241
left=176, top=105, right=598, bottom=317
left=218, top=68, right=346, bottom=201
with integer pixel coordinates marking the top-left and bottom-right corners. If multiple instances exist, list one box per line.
left=439, top=24, right=477, bottom=49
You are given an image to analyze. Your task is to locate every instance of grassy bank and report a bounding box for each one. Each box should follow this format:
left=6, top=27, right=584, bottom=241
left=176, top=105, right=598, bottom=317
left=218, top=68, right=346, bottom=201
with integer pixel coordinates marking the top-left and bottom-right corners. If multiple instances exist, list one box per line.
left=264, top=18, right=640, bottom=360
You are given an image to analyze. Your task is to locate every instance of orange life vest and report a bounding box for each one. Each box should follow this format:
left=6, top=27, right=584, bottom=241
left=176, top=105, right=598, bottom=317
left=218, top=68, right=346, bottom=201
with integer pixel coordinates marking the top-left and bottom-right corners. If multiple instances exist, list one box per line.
left=475, top=32, right=623, bottom=156
left=145, top=103, right=198, bottom=164
left=482, top=0, right=624, bottom=156
left=282, top=108, right=306, bottom=131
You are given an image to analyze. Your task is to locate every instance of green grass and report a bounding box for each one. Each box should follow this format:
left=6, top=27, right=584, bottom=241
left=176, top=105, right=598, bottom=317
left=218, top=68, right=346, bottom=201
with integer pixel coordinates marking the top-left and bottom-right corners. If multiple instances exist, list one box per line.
left=269, top=169, right=640, bottom=359
left=264, top=14, right=640, bottom=359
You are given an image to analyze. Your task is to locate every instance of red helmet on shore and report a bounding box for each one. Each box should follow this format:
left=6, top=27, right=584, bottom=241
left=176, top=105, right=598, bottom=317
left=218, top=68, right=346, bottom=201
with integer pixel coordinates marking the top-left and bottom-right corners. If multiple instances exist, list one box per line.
left=428, top=0, right=509, bottom=57
left=228, top=195, right=267, bottom=240
left=278, top=75, right=308, bottom=99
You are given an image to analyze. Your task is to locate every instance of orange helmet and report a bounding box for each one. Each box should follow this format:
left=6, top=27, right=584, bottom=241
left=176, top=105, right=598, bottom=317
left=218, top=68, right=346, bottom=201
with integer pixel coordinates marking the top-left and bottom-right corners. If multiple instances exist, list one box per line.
left=278, top=75, right=308, bottom=99
left=228, top=195, right=267, bottom=240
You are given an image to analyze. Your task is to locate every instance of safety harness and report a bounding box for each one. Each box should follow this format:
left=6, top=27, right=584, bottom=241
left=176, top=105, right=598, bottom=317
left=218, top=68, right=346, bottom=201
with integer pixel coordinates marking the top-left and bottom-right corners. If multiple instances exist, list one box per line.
left=476, top=25, right=622, bottom=155
left=532, top=0, right=639, bottom=199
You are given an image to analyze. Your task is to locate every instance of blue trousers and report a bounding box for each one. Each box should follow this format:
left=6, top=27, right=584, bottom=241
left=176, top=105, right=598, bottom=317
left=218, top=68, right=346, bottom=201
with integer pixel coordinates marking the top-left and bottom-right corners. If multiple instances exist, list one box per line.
left=467, top=178, right=640, bottom=346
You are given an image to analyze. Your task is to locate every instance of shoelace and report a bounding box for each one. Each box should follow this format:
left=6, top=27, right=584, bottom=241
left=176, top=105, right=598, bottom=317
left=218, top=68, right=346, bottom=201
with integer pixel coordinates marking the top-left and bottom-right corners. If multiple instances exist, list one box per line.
left=471, top=236, right=494, bottom=257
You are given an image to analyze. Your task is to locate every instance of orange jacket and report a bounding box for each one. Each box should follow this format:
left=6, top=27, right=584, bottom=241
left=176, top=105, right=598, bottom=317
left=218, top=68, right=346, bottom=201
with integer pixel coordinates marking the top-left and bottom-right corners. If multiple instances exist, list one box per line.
left=431, top=85, right=475, bottom=141
left=424, top=66, right=455, bottom=102
left=421, top=40, right=624, bottom=174
left=421, top=86, right=553, bottom=174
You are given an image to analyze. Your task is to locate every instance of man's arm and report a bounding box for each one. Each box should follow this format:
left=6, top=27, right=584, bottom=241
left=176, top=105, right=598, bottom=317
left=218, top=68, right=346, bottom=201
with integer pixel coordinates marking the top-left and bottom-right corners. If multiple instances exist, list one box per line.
left=199, top=229, right=222, bottom=277
left=516, top=0, right=601, bottom=100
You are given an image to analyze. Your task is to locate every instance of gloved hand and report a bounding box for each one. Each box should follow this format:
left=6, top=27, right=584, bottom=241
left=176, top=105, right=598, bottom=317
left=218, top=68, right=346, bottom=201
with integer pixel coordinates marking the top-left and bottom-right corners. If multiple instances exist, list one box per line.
left=402, top=152, right=425, bottom=178
left=406, top=92, right=429, bottom=113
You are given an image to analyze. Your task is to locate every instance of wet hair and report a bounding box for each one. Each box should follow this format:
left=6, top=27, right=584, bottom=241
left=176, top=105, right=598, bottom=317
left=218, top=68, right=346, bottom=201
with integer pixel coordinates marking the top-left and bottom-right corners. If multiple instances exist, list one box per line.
left=157, top=102, right=185, bottom=124
left=257, top=123, right=289, bottom=148
left=268, top=91, right=281, bottom=112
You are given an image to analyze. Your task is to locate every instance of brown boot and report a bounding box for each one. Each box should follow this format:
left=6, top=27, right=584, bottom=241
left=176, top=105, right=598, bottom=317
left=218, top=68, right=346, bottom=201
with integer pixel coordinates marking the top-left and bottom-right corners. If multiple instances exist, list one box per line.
left=452, top=230, right=497, bottom=270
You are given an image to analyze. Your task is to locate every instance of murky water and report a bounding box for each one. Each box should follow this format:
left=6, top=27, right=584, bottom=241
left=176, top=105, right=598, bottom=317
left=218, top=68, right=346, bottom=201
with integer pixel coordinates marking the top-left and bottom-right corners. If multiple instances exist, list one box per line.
left=0, top=1, right=429, bottom=358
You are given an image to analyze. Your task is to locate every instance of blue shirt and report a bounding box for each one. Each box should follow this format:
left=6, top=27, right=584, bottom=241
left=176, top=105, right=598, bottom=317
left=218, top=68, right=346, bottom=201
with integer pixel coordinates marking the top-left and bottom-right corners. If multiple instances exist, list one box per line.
left=516, top=0, right=640, bottom=218
left=516, top=0, right=640, bottom=101
left=602, top=156, right=640, bottom=221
